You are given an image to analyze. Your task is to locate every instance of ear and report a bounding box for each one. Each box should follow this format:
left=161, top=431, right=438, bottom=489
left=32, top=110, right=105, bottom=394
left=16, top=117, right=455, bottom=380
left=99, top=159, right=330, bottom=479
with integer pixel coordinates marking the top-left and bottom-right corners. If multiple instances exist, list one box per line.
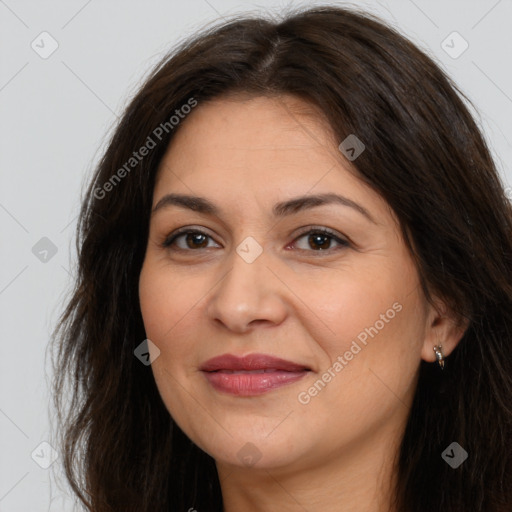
left=420, top=295, right=469, bottom=363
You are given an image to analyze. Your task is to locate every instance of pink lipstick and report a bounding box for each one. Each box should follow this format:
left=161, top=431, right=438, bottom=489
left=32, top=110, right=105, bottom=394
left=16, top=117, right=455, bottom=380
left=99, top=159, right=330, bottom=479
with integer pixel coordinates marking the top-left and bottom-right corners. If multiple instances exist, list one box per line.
left=200, top=353, right=311, bottom=396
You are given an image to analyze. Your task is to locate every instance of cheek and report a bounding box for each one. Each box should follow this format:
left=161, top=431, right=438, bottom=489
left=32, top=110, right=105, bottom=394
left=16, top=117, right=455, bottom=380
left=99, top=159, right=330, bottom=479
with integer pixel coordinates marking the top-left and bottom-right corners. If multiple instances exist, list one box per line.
left=294, top=263, right=416, bottom=354
left=139, top=262, right=202, bottom=341
left=298, top=258, right=425, bottom=402
left=138, top=263, right=204, bottom=431
left=138, top=261, right=214, bottom=406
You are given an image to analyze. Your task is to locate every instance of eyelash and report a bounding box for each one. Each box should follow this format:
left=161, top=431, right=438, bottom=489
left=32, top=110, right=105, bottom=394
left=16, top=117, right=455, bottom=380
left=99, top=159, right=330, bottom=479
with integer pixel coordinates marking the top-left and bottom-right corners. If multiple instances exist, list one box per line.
left=161, top=226, right=350, bottom=255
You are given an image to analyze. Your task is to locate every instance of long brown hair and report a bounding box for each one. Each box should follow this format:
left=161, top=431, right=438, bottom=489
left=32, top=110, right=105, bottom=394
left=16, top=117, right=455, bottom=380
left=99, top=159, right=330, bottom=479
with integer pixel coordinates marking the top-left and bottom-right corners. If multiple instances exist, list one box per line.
left=51, top=5, right=512, bottom=511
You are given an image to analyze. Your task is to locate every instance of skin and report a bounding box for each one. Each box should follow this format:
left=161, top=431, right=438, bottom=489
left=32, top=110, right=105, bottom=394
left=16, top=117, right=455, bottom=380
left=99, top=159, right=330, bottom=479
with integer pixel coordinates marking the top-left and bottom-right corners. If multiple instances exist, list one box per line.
left=138, top=94, right=466, bottom=511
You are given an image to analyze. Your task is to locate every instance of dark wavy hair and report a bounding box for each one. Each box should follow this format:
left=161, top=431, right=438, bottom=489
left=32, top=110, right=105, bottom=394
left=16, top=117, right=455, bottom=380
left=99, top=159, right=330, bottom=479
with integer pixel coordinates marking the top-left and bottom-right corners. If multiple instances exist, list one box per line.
left=51, top=4, right=512, bottom=511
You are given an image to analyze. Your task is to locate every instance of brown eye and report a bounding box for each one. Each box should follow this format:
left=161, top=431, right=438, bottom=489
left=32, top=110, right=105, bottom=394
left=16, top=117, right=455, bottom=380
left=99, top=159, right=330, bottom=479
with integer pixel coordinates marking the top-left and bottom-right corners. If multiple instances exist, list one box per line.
left=183, top=232, right=209, bottom=249
left=292, top=228, right=349, bottom=253
left=162, top=229, right=218, bottom=250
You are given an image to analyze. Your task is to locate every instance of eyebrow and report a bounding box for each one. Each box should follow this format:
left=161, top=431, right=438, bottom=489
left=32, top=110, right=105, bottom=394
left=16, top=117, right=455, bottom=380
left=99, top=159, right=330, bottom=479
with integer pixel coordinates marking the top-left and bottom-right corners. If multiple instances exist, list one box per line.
left=151, top=192, right=376, bottom=224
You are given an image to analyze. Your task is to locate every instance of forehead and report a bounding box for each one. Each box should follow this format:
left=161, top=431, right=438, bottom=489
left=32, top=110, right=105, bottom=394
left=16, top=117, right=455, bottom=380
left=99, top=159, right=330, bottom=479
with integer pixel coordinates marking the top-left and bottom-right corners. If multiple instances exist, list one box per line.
left=153, top=95, right=387, bottom=218
left=161, top=95, right=334, bottom=164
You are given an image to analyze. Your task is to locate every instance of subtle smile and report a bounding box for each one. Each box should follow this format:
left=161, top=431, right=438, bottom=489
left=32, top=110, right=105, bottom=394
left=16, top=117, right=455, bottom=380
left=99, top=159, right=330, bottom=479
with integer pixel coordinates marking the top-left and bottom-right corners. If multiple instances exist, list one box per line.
left=200, top=353, right=311, bottom=396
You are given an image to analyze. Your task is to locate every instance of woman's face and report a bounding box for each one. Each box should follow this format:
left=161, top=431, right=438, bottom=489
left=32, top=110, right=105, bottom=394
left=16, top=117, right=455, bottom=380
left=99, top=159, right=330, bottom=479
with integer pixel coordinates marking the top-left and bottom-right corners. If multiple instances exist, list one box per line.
left=138, top=94, right=435, bottom=472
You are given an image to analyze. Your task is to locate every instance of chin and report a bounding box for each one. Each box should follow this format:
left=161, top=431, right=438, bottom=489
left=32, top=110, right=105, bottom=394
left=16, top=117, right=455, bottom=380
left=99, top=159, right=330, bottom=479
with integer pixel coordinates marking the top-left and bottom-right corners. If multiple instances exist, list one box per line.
left=195, top=425, right=311, bottom=470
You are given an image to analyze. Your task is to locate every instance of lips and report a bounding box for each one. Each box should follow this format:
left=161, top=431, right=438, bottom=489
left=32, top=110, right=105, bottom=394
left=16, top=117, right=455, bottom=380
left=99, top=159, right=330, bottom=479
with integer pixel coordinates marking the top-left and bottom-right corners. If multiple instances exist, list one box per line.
left=200, top=353, right=311, bottom=396
left=200, top=353, right=311, bottom=372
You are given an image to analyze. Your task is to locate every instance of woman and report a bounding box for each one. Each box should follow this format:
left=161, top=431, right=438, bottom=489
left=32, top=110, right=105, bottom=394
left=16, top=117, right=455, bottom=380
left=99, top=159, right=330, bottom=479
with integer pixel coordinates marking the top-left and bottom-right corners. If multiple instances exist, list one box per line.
left=51, top=4, right=512, bottom=511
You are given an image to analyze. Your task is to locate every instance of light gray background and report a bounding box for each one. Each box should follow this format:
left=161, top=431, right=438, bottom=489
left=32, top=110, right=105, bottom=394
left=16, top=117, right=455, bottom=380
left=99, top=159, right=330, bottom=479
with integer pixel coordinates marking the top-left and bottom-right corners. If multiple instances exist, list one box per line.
left=1, top=0, right=511, bottom=510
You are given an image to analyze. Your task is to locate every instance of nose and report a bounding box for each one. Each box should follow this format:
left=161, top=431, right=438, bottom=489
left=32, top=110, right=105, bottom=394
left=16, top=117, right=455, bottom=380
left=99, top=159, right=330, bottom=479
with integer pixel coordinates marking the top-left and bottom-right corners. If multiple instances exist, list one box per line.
left=206, top=246, right=288, bottom=333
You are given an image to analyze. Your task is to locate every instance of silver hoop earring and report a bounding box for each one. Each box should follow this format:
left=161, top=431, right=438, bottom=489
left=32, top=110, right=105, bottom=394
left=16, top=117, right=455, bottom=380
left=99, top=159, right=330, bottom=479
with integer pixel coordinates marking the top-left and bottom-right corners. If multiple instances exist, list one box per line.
left=433, top=345, right=445, bottom=370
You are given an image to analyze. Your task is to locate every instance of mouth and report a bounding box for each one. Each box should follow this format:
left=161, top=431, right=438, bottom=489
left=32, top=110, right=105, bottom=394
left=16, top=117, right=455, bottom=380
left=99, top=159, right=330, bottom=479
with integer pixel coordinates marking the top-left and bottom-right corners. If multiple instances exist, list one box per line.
left=200, top=353, right=312, bottom=396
